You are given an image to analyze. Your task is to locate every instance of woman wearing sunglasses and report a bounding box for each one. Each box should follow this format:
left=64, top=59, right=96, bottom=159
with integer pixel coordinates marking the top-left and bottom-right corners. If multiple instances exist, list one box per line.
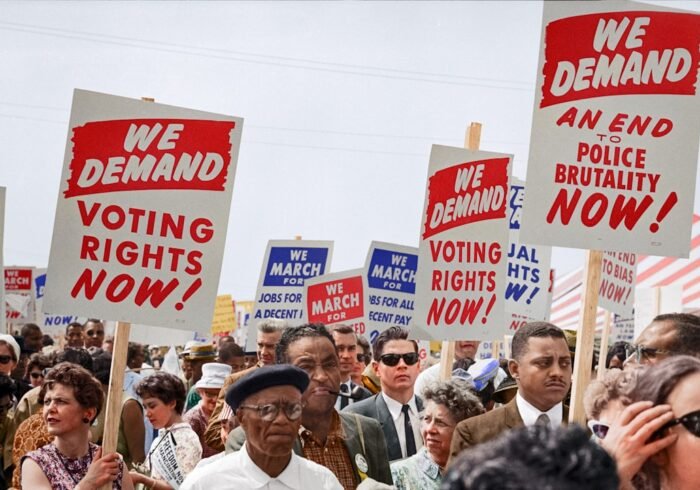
left=24, top=353, right=51, bottom=388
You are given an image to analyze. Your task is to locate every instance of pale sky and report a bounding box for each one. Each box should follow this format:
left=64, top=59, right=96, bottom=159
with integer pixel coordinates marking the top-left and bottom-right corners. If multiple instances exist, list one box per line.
left=2, top=0, right=699, bottom=303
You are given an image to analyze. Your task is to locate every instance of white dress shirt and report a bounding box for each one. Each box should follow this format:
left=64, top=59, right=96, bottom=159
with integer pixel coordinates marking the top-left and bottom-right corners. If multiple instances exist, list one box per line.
left=181, top=442, right=343, bottom=490
left=515, top=392, right=563, bottom=428
left=381, top=392, right=423, bottom=458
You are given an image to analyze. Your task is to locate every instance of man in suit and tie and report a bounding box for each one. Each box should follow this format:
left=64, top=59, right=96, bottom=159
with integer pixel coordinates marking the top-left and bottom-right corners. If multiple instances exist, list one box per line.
left=449, top=321, right=572, bottom=464
left=344, top=326, right=423, bottom=462
left=330, top=324, right=372, bottom=410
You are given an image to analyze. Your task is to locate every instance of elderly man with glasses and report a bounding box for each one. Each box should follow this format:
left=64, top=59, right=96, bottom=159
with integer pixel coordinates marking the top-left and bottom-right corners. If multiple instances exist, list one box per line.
left=181, top=364, right=342, bottom=490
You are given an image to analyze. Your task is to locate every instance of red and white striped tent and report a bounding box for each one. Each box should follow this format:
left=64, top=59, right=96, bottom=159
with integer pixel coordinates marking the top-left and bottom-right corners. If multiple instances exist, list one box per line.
left=550, top=214, right=700, bottom=331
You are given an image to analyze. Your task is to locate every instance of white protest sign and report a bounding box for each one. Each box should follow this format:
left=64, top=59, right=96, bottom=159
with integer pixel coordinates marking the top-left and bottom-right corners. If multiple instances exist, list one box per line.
left=413, top=145, right=512, bottom=341
left=5, top=266, right=35, bottom=323
left=611, top=314, right=635, bottom=343
left=364, top=241, right=417, bottom=345
left=44, top=89, right=242, bottom=330
left=150, top=431, right=186, bottom=489
left=0, top=188, right=4, bottom=331
left=304, top=269, right=367, bottom=336
left=599, top=252, right=637, bottom=316
left=521, top=1, right=700, bottom=257
left=506, top=179, right=552, bottom=319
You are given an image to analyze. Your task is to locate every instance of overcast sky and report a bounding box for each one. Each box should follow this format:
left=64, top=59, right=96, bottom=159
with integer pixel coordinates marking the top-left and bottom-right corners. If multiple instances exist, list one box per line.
left=2, top=0, right=699, bottom=302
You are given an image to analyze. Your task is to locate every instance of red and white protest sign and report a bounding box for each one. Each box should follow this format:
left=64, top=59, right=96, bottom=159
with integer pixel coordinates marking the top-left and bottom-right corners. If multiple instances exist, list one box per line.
left=44, top=90, right=243, bottom=331
left=0, top=187, right=5, bottom=329
left=521, top=1, right=700, bottom=257
left=599, top=251, right=636, bottom=316
left=5, top=267, right=35, bottom=321
left=413, top=145, right=512, bottom=341
left=304, top=269, right=366, bottom=335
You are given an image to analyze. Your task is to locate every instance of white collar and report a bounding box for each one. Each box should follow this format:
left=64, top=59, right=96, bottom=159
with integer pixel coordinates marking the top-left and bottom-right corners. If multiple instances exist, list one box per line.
left=516, top=392, right=563, bottom=427
left=240, top=442, right=299, bottom=488
left=382, top=392, right=419, bottom=420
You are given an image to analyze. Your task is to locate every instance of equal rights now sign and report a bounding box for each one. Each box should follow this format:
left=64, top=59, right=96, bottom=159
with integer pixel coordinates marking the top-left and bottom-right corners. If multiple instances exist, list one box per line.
left=44, top=90, right=243, bottom=330
left=304, top=269, right=366, bottom=335
left=521, top=1, right=700, bottom=257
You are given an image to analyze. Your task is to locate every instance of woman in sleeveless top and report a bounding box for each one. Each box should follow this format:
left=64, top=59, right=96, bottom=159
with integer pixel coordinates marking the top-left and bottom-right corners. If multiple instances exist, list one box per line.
left=20, top=362, right=133, bottom=490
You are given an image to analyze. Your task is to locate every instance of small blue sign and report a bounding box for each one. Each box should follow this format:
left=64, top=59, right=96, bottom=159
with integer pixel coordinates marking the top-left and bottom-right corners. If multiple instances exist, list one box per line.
left=263, top=247, right=329, bottom=287
left=35, top=274, right=46, bottom=299
left=509, top=184, right=525, bottom=230
left=367, top=248, right=417, bottom=294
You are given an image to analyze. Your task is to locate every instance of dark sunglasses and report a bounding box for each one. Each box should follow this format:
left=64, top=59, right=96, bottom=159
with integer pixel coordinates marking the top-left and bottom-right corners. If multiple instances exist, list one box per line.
left=658, top=410, right=700, bottom=438
left=0, top=355, right=13, bottom=364
left=379, top=352, right=419, bottom=367
left=30, top=372, right=44, bottom=379
left=587, top=420, right=610, bottom=439
left=624, top=343, right=671, bottom=363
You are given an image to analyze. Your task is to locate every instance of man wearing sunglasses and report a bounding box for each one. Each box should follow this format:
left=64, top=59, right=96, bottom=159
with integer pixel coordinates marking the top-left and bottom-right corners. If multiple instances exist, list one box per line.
left=624, top=313, right=700, bottom=367
left=182, top=364, right=342, bottom=489
left=330, top=325, right=372, bottom=410
left=83, top=318, right=105, bottom=349
left=344, top=326, right=423, bottom=461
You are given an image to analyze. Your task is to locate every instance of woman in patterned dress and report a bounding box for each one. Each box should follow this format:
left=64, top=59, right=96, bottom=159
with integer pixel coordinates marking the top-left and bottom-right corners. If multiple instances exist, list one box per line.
left=20, top=362, right=133, bottom=489
left=129, top=372, right=202, bottom=490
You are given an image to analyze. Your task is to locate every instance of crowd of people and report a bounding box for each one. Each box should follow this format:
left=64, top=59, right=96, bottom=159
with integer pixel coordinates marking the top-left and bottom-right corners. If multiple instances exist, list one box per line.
left=0, top=313, right=696, bottom=489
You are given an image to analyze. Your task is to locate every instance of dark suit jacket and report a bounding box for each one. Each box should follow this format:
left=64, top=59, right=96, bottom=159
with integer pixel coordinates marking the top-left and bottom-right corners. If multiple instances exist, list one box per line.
left=448, top=398, right=569, bottom=466
left=226, top=411, right=393, bottom=485
left=342, top=393, right=424, bottom=462
left=350, top=381, right=373, bottom=401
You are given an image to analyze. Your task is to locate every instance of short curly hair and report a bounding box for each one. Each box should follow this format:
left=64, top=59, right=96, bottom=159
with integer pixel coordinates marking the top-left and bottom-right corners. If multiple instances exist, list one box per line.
left=423, top=378, right=484, bottom=423
left=135, top=372, right=186, bottom=413
left=275, top=323, right=336, bottom=364
left=583, top=368, right=640, bottom=420
left=39, top=363, right=104, bottom=422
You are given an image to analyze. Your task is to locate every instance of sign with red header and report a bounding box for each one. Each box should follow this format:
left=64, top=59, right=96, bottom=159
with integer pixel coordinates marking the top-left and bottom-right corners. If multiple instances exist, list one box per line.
left=413, top=145, right=512, bottom=341
left=44, top=89, right=243, bottom=331
left=304, top=269, right=366, bottom=335
left=521, top=1, right=700, bottom=258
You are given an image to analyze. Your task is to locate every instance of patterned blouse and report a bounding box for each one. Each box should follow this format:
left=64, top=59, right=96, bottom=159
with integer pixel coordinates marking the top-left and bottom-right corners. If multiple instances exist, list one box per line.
left=390, top=447, right=442, bottom=490
left=22, top=442, right=123, bottom=490
left=145, top=422, right=202, bottom=481
left=184, top=403, right=218, bottom=458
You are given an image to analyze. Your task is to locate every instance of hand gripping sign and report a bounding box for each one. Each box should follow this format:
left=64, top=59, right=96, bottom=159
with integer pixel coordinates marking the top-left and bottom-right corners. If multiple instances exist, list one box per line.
left=521, top=1, right=700, bottom=258
left=364, top=241, right=418, bottom=344
left=44, top=90, right=243, bottom=331
left=304, top=269, right=366, bottom=335
left=413, top=145, right=512, bottom=341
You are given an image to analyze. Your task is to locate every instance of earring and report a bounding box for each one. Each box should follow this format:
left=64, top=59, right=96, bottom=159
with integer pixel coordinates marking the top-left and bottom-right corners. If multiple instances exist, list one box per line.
left=82, top=417, right=90, bottom=424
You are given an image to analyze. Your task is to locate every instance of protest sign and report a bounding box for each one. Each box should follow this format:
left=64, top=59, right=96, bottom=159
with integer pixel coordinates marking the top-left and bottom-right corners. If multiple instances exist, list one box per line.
left=506, top=179, right=552, bottom=319
left=211, top=294, right=236, bottom=336
left=364, top=241, right=417, bottom=344
left=5, top=266, right=35, bottom=323
left=599, top=251, right=637, bottom=316
left=150, top=431, right=186, bottom=489
left=43, top=89, right=243, bottom=330
left=521, top=1, right=700, bottom=257
left=32, top=268, right=83, bottom=337
left=246, top=240, right=332, bottom=349
left=611, top=314, right=635, bottom=343
left=0, top=188, right=4, bottom=331
left=413, top=144, right=512, bottom=341
left=234, top=300, right=254, bottom=347
left=305, top=269, right=366, bottom=335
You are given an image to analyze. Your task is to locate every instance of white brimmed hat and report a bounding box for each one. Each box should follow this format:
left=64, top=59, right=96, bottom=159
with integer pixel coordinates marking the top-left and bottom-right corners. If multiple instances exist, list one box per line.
left=195, top=362, right=232, bottom=390
left=0, top=335, right=20, bottom=361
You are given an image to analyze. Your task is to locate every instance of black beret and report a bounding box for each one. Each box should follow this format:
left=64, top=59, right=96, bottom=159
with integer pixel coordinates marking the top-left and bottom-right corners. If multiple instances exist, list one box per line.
left=225, top=364, right=310, bottom=411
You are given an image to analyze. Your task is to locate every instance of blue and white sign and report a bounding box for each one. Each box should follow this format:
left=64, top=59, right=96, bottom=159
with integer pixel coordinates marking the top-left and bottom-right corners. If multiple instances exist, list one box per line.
left=364, top=241, right=418, bottom=342
left=248, top=240, right=333, bottom=350
left=506, top=179, right=552, bottom=319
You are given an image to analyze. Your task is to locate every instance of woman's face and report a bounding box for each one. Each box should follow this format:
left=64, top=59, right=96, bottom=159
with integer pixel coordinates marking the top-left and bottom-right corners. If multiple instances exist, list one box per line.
left=420, top=400, right=457, bottom=469
left=28, top=367, right=45, bottom=388
left=43, top=383, right=93, bottom=437
left=662, top=372, right=700, bottom=490
left=198, top=388, right=219, bottom=414
left=0, top=344, right=17, bottom=376
left=143, top=396, right=177, bottom=430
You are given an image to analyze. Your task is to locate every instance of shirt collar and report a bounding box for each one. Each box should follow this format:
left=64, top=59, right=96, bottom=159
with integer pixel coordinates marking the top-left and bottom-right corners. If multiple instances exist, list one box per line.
left=241, top=442, right=299, bottom=489
left=516, top=392, right=563, bottom=427
left=382, top=392, right=419, bottom=420
left=299, top=409, right=345, bottom=445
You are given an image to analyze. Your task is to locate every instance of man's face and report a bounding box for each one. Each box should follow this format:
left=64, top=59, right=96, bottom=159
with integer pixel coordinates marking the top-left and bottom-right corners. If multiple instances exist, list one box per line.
left=24, top=329, right=43, bottom=353
left=373, top=339, right=421, bottom=400
left=257, top=330, right=282, bottom=365
left=182, top=359, right=193, bottom=380
left=332, top=331, right=357, bottom=380
left=626, top=320, right=678, bottom=366
left=84, top=321, right=105, bottom=349
left=454, top=341, right=481, bottom=361
left=509, top=336, right=572, bottom=412
left=226, top=356, right=246, bottom=373
left=65, top=326, right=84, bottom=348
left=238, top=385, right=302, bottom=459
left=287, top=336, right=341, bottom=417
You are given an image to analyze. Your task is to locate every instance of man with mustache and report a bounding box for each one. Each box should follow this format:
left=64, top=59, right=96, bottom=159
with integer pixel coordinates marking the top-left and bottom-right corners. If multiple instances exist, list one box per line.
left=227, top=323, right=393, bottom=488
left=449, top=321, right=572, bottom=463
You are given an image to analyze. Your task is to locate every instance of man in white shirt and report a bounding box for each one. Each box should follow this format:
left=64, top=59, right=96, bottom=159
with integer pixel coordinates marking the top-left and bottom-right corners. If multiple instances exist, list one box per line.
left=330, top=325, right=372, bottom=410
left=344, top=326, right=423, bottom=461
left=449, top=322, right=572, bottom=463
left=181, top=364, right=342, bottom=490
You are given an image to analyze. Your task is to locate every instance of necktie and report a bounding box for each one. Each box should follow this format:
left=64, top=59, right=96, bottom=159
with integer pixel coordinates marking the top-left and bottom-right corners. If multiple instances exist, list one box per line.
left=339, top=383, right=349, bottom=409
left=402, top=404, right=417, bottom=457
left=536, top=413, right=550, bottom=427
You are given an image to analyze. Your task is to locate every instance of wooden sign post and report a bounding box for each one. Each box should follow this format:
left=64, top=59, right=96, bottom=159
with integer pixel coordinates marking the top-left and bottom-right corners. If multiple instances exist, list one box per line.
left=568, top=250, right=603, bottom=425
left=439, top=122, right=481, bottom=381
